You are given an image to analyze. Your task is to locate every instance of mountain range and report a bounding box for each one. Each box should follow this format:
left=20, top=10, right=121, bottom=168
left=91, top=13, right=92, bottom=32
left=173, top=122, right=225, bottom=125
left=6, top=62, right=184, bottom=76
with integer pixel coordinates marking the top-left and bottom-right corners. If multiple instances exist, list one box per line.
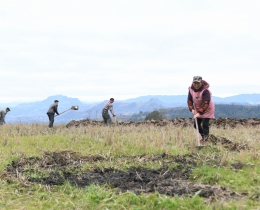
left=121, top=94, right=260, bottom=105
left=2, top=93, right=260, bottom=124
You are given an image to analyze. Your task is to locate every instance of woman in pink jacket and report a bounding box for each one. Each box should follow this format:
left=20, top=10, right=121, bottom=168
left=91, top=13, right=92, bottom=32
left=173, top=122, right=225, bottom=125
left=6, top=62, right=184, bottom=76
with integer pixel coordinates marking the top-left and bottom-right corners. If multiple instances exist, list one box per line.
left=187, top=76, right=215, bottom=142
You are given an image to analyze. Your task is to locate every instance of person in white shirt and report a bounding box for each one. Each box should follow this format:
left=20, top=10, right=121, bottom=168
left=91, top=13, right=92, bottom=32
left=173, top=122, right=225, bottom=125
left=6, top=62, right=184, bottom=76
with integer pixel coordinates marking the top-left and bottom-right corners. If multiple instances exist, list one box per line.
left=102, top=98, right=116, bottom=125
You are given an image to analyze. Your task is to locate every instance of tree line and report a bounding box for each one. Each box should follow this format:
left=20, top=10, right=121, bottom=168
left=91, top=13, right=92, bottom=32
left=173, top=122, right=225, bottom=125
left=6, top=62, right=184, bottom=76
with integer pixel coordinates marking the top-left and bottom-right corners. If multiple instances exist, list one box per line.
left=129, top=104, right=260, bottom=121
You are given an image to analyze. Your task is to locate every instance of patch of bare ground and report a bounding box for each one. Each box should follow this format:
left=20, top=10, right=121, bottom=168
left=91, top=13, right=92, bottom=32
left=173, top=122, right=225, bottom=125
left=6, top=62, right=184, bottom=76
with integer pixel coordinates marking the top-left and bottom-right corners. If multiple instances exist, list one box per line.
left=207, top=134, right=248, bottom=151
left=66, top=118, right=260, bottom=129
left=4, top=151, right=245, bottom=202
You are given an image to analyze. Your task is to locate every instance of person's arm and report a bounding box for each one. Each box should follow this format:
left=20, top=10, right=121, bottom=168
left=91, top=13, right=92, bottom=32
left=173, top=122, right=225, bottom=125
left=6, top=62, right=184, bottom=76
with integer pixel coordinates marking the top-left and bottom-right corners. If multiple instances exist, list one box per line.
left=54, top=105, right=59, bottom=115
left=187, top=91, right=194, bottom=112
left=196, top=90, right=210, bottom=114
left=109, top=105, right=115, bottom=116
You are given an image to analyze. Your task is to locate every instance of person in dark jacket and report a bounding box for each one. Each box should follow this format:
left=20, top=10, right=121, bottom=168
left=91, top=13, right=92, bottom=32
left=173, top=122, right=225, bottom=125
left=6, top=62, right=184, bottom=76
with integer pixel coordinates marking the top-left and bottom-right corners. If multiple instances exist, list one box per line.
left=0, top=107, right=10, bottom=125
left=187, top=76, right=215, bottom=142
left=47, top=100, right=60, bottom=128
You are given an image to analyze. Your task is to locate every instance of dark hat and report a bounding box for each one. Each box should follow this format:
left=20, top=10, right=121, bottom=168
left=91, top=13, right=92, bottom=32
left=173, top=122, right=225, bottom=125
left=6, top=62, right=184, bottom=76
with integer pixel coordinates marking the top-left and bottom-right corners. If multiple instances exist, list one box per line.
left=6, top=107, right=10, bottom=111
left=54, top=100, right=59, bottom=102
left=110, top=98, right=114, bottom=101
left=193, top=76, right=202, bottom=83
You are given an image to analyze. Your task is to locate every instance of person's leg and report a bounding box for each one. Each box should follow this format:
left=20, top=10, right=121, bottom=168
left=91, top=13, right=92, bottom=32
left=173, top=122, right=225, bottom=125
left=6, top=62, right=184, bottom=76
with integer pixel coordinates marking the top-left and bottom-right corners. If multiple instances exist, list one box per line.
left=0, top=120, right=3, bottom=125
left=47, top=114, right=51, bottom=127
left=202, top=118, right=210, bottom=141
left=103, top=116, right=107, bottom=125
left=194, top=118, right=203, bottom=137
left=102, top=109, right=108, bottom=125
left=107, top=114, right=112, bottom=126
left=48, top=114, right=54, bottom=128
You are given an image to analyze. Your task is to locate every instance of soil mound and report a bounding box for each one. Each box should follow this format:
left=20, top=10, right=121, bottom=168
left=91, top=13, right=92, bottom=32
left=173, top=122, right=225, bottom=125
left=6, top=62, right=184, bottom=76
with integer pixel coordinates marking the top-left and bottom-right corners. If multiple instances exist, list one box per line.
left=7, top=151, right=105, bottom=171
left=66, top=118, right=260, bottom=128
left=207, top=134, right=248, bottom=151
left=4, top=151, right=241, bottom=201
left=66, top=119, right=103, bottom=128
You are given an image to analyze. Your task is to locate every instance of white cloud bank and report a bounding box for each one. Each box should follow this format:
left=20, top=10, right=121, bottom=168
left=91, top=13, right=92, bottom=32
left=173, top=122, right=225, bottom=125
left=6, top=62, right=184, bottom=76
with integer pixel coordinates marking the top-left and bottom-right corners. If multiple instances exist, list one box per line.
left=0, top=0, right=260, bottom=103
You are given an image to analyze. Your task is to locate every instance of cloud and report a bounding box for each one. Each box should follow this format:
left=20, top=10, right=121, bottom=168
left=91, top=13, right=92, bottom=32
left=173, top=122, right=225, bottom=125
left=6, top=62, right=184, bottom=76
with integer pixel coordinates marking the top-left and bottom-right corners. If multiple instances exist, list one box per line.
left=0, top=0, right=260, bottom=102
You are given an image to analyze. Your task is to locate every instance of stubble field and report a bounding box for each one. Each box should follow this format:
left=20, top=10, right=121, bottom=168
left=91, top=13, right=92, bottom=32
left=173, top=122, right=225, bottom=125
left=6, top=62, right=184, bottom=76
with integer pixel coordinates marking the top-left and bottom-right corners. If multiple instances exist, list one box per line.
left=0, top=119, right=260, bottom=209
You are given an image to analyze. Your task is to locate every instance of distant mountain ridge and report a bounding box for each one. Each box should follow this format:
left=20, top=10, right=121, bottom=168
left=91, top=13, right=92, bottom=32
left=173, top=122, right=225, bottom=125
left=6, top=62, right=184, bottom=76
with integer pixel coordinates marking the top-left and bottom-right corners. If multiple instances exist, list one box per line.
left=213, top=93, right=260, bottom=104
left=121, top=95, right=187, bottom=103
left=6, top=95, right=93, bottom=123
left=3, top=93, right=260, bottom=124
left=120, top=93, right=260, bottom=105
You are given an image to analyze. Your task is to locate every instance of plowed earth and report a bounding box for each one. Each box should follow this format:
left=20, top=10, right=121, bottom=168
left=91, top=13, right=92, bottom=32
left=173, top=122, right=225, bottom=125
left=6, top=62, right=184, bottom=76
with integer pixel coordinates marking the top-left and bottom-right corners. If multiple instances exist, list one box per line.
left=206, top=134, right=248, bottom=151
left=4, top=150, right=245, bottom=202
left=66, top=118, right=260, bottom=128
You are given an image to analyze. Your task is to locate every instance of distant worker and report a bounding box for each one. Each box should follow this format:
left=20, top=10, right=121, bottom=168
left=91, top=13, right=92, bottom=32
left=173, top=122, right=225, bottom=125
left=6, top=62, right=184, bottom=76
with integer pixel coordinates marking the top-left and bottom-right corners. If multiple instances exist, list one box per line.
left=46, top=100, right=60, bottom=128
left=102, top=98, right=116, bottom=126
left=0, top=107, right=11, bottom=125
left=187, top=76, right=215, bottom=142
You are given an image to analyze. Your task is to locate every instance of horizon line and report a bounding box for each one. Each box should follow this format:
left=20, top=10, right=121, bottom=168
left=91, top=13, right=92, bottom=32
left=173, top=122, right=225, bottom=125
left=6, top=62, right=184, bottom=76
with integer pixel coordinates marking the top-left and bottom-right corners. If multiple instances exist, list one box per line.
left=1, top=93, right=260, bottom=105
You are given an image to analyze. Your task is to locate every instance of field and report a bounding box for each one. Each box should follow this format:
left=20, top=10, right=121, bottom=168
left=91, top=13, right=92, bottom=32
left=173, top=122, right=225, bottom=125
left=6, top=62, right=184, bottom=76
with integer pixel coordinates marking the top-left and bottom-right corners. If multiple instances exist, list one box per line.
left=0, top=119, right=260, bottom=210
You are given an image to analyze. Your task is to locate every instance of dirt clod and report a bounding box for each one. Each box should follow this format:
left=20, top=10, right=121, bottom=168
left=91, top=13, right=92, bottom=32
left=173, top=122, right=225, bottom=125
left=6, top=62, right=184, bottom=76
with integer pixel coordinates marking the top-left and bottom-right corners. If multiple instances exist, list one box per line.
left=207, top=134, right=248, bottom=151
left=66, top=118, right=260, bottom=128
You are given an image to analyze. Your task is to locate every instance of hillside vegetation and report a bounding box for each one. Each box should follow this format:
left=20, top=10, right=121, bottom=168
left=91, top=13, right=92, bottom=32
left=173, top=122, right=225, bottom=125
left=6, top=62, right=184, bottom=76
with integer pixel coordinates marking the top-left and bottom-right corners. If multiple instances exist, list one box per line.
left=130, top=104, right=260, bottom=121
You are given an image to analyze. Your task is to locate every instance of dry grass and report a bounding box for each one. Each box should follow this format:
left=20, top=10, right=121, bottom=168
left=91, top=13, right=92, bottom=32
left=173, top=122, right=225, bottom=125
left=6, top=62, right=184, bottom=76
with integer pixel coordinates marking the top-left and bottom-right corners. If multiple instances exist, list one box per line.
left=0, top=123, right=259, bottom=160
left=0, top=123, right=260, bottom=209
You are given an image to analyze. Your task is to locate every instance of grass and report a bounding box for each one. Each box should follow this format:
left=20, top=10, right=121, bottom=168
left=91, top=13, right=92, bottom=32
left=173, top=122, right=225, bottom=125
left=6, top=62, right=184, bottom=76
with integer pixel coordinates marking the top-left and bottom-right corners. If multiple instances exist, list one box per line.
left=0, top=123, right=260, bottom=209
left=0, top=182, right=210, bottom=210
left=192, top=165, right=260, bottom=191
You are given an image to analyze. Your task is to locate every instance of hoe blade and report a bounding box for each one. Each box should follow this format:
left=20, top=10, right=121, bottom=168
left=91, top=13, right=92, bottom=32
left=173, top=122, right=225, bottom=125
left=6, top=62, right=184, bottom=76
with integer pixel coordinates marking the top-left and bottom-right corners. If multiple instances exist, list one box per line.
left=71, top=106, right=79, bottom=110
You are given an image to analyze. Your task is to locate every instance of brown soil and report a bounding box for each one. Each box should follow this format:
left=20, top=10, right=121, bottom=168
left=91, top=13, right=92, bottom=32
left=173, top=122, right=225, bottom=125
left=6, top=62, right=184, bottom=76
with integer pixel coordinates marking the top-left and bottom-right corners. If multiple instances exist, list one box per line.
left=66, top=118, right=260, bottom=128
left=207, top=134, right=248, bottom=151
left=4, top=151, right=242, bottom=201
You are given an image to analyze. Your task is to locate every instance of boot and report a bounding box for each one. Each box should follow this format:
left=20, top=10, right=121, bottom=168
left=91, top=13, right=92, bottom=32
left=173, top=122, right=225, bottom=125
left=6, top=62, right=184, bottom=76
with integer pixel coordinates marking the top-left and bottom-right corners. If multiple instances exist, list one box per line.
left=204, top=135, right=209, bottom=142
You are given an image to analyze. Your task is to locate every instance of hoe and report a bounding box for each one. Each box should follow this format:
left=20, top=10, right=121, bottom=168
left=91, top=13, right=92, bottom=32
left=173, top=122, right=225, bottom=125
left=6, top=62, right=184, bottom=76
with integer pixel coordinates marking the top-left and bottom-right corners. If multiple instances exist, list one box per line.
left=55, top=106, right=79, bottom=117
left=195, top=117, right=201, bottom=146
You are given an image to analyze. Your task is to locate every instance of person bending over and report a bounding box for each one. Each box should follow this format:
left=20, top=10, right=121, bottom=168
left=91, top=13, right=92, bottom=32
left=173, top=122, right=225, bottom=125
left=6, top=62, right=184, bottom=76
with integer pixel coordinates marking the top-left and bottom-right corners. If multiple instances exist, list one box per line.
left=102, top=98, right=116, bottom=126
left=0, top=107, right=10, bottom=125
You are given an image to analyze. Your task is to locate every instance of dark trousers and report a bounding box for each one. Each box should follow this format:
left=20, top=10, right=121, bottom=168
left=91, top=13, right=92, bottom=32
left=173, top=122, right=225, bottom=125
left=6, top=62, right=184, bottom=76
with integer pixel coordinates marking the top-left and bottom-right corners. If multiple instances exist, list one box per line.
left=102, top=109, right=111, bottom=126
left=47, top=113, right=55, bottom=128
left=194, top=118, right=210, bottom=140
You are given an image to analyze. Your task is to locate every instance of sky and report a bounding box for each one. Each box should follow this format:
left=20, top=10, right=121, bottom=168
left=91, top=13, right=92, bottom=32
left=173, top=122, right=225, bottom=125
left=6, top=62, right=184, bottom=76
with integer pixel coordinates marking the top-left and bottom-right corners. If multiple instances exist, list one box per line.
left=1, top=0, right=260, bottom=103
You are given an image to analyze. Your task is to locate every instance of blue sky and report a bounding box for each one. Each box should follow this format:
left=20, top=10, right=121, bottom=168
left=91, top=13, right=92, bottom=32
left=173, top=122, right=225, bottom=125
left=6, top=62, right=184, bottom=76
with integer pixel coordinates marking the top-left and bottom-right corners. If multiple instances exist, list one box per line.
left=1, top=0, right=260, bottom=103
